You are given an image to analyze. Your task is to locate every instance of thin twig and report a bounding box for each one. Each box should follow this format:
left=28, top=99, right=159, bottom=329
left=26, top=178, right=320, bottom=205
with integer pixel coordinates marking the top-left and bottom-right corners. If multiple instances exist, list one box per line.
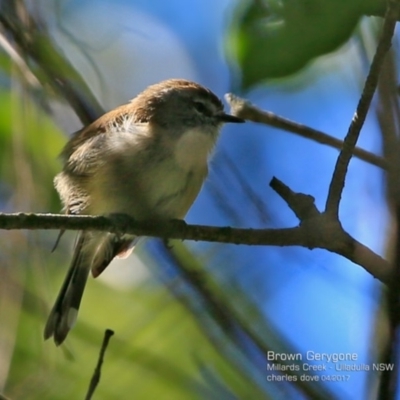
left=85, top=329, right=114, bottom=400
left=225, top=93, right=387, bottom=170
left=325, top=1, right=400, bottom=217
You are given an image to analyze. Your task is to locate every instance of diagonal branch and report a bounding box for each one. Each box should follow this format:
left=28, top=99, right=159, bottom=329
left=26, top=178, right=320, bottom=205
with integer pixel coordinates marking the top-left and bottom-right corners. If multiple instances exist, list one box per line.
left=226, top=93, right=387, bottom=170
left=325, top=0, right=400, bottom=217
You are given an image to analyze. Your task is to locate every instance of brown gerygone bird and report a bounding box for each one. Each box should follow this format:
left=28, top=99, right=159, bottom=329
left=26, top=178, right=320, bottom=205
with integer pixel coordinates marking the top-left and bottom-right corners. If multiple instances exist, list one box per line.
left=44, top=79, right=244, bottom=345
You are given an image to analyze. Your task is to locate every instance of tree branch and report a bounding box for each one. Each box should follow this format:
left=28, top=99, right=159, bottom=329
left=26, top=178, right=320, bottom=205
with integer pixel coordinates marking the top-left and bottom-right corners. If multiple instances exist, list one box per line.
left=0, top=176, right=391, bottom=285
left=225, top=94, right=387, bottom=170
left=325, top=0, right=399, bottom=217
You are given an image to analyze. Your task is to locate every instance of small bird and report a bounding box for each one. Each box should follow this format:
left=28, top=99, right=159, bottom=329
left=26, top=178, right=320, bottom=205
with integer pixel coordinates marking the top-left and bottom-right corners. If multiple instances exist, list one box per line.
left=44, top=79, right=244, bottom=345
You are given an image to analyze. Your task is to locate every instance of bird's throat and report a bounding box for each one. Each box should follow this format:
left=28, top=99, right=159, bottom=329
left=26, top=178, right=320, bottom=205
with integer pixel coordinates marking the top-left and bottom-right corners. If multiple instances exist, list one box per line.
left=173, top=127, right=217, bottom=171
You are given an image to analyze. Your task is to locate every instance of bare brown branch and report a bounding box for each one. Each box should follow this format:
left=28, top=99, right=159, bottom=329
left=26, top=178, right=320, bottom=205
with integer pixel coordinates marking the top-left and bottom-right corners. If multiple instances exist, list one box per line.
left=325, top=0, right=400, bottom=217
left=0, top=201, right=391, bottom=284
left=225, top=93, right=387, bottom=170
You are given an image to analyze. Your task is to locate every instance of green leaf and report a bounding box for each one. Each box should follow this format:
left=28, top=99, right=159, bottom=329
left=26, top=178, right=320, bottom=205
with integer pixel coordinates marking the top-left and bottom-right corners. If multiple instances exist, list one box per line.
left=229, top=0, right=375, bottom=88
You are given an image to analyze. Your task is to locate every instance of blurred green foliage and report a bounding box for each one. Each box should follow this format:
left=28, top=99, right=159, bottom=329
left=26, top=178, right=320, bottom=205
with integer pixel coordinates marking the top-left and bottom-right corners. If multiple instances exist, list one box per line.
left=0, top=88, right=63, bottom=212
left=229, top=0, right=386, bottom=88
left=7, top=274, right=269, bottom=399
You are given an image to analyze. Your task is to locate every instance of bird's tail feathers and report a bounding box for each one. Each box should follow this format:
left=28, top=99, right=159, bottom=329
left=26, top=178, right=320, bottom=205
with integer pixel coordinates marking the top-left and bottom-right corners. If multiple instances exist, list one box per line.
left=44, top=232, right=135, bottom=345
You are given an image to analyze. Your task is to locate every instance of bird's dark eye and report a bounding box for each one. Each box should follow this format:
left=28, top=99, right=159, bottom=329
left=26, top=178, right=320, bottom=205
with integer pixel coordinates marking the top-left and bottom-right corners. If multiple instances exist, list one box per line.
left=193, top=101, right=210, bottom=115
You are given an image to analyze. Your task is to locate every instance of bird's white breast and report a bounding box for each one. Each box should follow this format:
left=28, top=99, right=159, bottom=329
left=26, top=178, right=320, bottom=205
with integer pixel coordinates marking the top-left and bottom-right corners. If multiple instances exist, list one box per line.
left=173, top=127, right=217, bottom=171
left=88, top=124, right=216, bottom=219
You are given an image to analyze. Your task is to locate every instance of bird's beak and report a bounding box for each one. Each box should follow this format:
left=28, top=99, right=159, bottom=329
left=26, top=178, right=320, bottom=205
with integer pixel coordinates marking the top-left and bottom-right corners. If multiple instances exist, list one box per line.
left=216, top=112, right=245, bottom=123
